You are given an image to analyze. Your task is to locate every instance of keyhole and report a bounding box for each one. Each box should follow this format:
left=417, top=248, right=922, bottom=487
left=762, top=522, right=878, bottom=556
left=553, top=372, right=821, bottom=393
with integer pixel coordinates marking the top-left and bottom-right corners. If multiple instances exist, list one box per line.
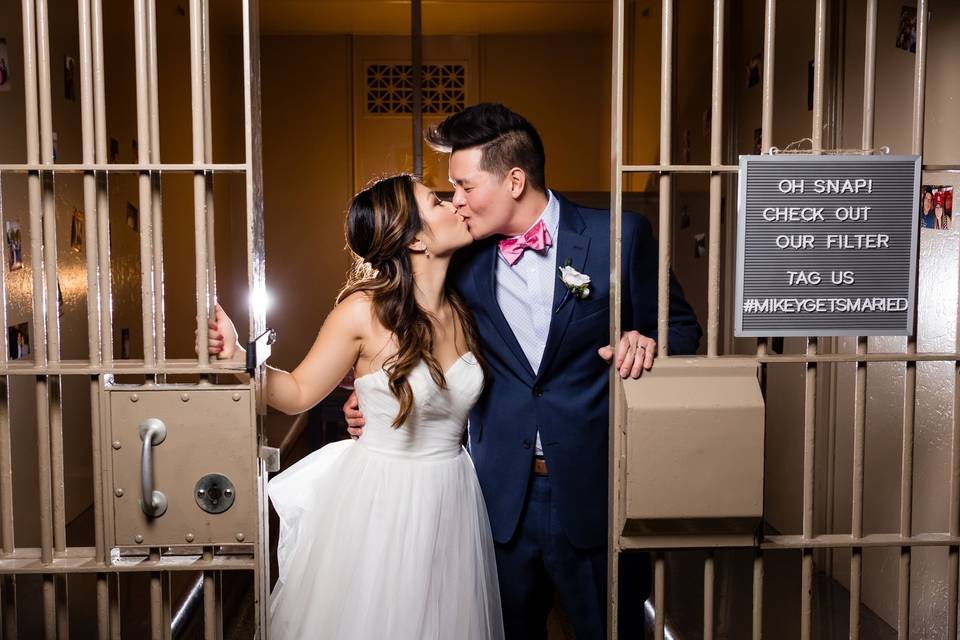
left=207, top=485, right=221, bottom=505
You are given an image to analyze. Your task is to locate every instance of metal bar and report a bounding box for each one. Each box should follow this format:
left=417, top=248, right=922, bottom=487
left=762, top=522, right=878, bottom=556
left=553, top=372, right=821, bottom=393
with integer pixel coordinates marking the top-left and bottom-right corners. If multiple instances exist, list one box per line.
left=898, top=6, right=928, bottom=633
left=657, top=0, right=673, bottom=356
left=96, top=574, right=109, bottom=640
left=0, top=163, right=247, bottom=173
left=0, top=381, right=11, bottom=557
left=241, top=0, right=268, bottom=634
left=42, top=575, right=55, bottom=639
left=203, top=546, right=216, bottom=640
left=201, top=0, right=215, bottom=340
left=706, top=0, right=724, bottom=357
left=148, top=0, right=166, bottom=365
left=1, top=575, right=17, bottom=638
left=704, top=552, right=715, bottom=640
left=861, top=0, right=877, bottom=151
left=654, top=552, right=665, bottom=640
left=811, top=0, right=827, bottom=153
left=0, top=553, right=256, bottom=574
left=109, top=573, right=120, bottom=640
left=949, top=359, right=960, bottom=640
left=55, top=576, right=67, bottom=640
left=190, top=0, right=211, bottom=370
left=607, top=0, right=625, bottom=635
left=622, top=163, right=738, bottom=173
left=763, top=532, right=960, bottom=549
left=755, top=0, right=776, bottom=359
left=761, top=0, right=775, bottom=152
left=134, top=0, right=157, bottom=367
left=411, top=0, right=423, bottom=176
left=150, top=551, right=162, bottom=640
left=90, top=0, right=113, bottom=366
left=752, top=550, right=763, bottom=640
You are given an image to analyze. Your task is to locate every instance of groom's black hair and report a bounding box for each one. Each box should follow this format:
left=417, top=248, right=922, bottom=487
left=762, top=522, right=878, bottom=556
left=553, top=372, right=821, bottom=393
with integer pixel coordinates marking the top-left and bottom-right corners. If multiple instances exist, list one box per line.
left=425, top=103, right=546, bottom=192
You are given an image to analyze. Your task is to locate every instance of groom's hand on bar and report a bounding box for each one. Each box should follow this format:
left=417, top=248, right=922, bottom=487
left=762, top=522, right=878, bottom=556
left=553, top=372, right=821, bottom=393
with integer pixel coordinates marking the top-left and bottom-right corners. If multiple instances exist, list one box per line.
left=598, top=331, right=656, bottom=379
left=343, top=391, right=365, bottom=439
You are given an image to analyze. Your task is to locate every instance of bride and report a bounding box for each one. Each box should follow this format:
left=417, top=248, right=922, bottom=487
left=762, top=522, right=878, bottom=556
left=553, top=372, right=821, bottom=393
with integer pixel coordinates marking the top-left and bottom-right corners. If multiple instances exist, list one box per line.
left=208, top=174, right=504, bottom=639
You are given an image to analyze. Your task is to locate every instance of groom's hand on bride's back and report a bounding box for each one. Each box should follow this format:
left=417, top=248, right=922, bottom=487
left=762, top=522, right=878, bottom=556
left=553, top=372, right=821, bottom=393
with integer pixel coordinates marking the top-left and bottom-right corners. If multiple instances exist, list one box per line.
left=343, top=391, right=365, bottom=439
left=598, top=330, right=657, bottom=379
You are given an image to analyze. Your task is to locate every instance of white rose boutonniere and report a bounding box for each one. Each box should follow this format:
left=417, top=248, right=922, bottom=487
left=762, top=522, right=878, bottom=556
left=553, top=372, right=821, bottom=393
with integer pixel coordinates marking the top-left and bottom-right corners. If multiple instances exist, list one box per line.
left=558, top=259, right=591, bottom=300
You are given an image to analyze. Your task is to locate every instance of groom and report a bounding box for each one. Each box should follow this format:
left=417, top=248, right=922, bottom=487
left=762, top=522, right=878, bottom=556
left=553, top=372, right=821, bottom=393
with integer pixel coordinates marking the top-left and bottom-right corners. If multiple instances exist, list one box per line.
left=346, top=103, right=701, bottom=638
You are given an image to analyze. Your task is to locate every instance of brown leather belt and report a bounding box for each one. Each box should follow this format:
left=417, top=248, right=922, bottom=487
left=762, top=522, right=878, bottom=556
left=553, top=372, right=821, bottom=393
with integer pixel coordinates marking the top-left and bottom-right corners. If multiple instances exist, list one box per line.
left=532, top=457, right=549, bottom=477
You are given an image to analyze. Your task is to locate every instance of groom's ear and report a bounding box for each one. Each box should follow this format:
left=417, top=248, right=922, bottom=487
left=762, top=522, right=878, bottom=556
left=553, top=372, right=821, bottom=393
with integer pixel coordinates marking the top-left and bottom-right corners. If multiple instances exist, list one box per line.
left=507, top=167, right=527, bottom=200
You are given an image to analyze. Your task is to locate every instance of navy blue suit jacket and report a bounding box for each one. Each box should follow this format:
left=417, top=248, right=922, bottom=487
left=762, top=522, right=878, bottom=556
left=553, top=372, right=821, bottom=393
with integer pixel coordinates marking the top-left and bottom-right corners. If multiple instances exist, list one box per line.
left=452, top=194, right=701, bottom=550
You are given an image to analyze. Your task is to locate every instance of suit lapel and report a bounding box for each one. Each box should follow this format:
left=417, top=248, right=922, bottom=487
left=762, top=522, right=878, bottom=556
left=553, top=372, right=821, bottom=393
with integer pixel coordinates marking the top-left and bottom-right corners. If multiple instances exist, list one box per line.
left=473, top=242, right=536, bottom=381
left=536, top=198, right=590, bottom=382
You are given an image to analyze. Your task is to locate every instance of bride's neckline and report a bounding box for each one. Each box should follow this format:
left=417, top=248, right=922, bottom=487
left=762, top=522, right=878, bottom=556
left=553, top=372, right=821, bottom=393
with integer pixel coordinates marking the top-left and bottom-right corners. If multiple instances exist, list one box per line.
left=353, top=352, right=474, bottom=385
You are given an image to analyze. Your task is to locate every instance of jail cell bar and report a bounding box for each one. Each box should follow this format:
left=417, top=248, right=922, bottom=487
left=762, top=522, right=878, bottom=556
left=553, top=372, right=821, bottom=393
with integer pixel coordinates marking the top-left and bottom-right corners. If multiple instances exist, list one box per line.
left=0, top=1, right=267, bottom=639
left=607, top=1, right=952, bottom=639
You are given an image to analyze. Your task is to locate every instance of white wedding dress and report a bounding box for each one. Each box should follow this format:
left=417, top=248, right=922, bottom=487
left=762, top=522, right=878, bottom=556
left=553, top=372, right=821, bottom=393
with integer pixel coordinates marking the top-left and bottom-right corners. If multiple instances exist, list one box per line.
left=268, top=353, right=504, bottom=639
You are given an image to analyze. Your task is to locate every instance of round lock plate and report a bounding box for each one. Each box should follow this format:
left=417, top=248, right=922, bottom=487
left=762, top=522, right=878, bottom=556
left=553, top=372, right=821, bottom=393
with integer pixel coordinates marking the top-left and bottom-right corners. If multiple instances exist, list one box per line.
left=194, top=474, right=235, bottom=514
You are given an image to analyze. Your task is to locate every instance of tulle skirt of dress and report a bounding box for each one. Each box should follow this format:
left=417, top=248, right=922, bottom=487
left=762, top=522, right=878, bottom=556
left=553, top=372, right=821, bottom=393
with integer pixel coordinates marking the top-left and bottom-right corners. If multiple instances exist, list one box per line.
left=268, top=439, right=504, bottom=640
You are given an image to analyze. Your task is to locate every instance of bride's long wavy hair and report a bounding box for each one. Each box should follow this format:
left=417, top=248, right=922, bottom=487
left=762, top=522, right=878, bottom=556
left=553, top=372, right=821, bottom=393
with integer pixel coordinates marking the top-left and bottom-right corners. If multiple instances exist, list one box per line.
left=337, top=174, right=482, bottom=428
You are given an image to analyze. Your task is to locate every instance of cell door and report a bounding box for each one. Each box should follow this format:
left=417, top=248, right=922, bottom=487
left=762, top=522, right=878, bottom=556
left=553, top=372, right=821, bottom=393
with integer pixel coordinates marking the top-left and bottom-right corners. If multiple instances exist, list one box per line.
left=0, top=0, right=269, bottom=638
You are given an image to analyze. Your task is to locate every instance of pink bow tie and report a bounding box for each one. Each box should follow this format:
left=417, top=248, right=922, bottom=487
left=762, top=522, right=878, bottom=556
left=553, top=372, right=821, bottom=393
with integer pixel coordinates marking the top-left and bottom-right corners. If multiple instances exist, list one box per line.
left=498, top=219, right=552, bottom=266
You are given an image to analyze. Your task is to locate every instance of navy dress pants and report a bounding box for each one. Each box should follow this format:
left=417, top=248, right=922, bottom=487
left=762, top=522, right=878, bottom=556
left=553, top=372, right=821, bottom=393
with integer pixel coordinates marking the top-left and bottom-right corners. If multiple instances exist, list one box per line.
left=494, top=474, right=650, bottom=640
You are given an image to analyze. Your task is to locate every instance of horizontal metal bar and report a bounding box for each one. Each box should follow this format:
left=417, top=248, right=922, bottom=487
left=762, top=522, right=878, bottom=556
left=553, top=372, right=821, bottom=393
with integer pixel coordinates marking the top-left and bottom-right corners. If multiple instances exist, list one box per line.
left=620, top=532, right=758, bottom=550
left=0, top=163, right=247, bottom=173
left=0, top=359, right=247, bottom=375
left=758, top=353, right=959, bottom=364
left=622, top=163, right=739, bottom=174
left=763, top=532, right=960, bottom=549
left=0, top=551, right=255, bottom=574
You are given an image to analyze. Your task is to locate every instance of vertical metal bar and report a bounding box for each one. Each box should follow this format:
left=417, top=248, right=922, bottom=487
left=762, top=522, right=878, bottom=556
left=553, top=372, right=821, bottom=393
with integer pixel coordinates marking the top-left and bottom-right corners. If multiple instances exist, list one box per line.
left=608, top=0, right=625, bottom=635
left=109, top=573, right=121, bottom=640
left=654, top=552, right=665, bottom=640
left=898, top=4, right=927, bottom=632
left=201, top=0, right=216, bottom=319
left=147, top=0, right=166, bottom=364
left=411, top=0, right=423, bottom=176
left=704, top=552, right=715, bottom=640
left=0, top=379, right=11, bottom=555
left=949, top=358, right=960, bottom=640
left=850, top=8, right=877, bottom=639
left=706, top=0, right=724, bottom=357
left=190, top=0, right=211, bottom=369
left=754, top=0, right=775, bottom=359
left=1, top=575, right=17, bottom=639
left=203, top=546, right=216, bottom=640
left=90, top=0, right=113, bottom=364
left=22, top=15, right=56, bottom=640
left=134, top=0, right=157, bottom=367
left=241, top=0, right=268, bottom=632
left=800, top=4, right=828, bottom=639
left=149, top=551, right=162, bottom=640
left=752, top=550, right=764, bottom=640
left=760, top=0, right=775, bottom=153
left=657, top=0, right=673, bottom=356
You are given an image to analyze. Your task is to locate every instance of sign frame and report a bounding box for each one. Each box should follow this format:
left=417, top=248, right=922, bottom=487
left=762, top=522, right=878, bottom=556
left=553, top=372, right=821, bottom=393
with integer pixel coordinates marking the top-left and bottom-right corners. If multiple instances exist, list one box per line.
left=735, top=153, right=921, bottom=337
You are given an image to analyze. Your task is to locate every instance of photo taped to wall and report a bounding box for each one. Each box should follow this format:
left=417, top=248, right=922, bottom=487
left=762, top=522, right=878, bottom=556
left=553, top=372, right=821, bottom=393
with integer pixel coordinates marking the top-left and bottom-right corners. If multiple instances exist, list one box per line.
left=6, top=220, right=22, bottom=271
left=920, top=185, right=952, bottom=231
left=8, top=322, right=29, bottom=360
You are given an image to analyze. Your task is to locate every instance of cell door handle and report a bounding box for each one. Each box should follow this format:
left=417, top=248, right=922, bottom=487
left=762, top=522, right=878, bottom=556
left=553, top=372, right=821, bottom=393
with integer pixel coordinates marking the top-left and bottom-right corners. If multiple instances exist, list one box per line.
left=139, top=418, right=168, bottom=517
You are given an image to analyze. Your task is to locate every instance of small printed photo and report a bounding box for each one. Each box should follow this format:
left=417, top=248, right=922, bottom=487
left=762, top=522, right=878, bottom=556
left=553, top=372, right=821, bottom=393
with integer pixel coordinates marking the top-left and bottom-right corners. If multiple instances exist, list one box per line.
left=752, top=127, right=763, bottom=155
left=126, top=202, right=139, bottom=232
left=109, top=137, right=119, bottom=163
left=64, top=56, right=76, bottom=101
left=896, top=6, right=917, bottom=54
left=120, top=328, right=131, bottom=359
left=745, top=53, right=761, bottom=88
left=5, top=220, right=22, bottom=271
left=694, top=233, right=707, bottom=259
left=70, top=208, right=83, bottom=252
left=8, top=322, right=29, bottom=360
left=919, top=185, right=952, bottom=231
left=0, top=38, right=10, bottom=92
left=52, top=131, right=58, bottom=162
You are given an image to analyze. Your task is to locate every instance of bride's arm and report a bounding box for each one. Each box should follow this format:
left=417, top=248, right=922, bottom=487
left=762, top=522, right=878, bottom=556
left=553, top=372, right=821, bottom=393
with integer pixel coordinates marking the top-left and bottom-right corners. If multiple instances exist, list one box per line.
left=210, top=294, right=368, bottom=415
